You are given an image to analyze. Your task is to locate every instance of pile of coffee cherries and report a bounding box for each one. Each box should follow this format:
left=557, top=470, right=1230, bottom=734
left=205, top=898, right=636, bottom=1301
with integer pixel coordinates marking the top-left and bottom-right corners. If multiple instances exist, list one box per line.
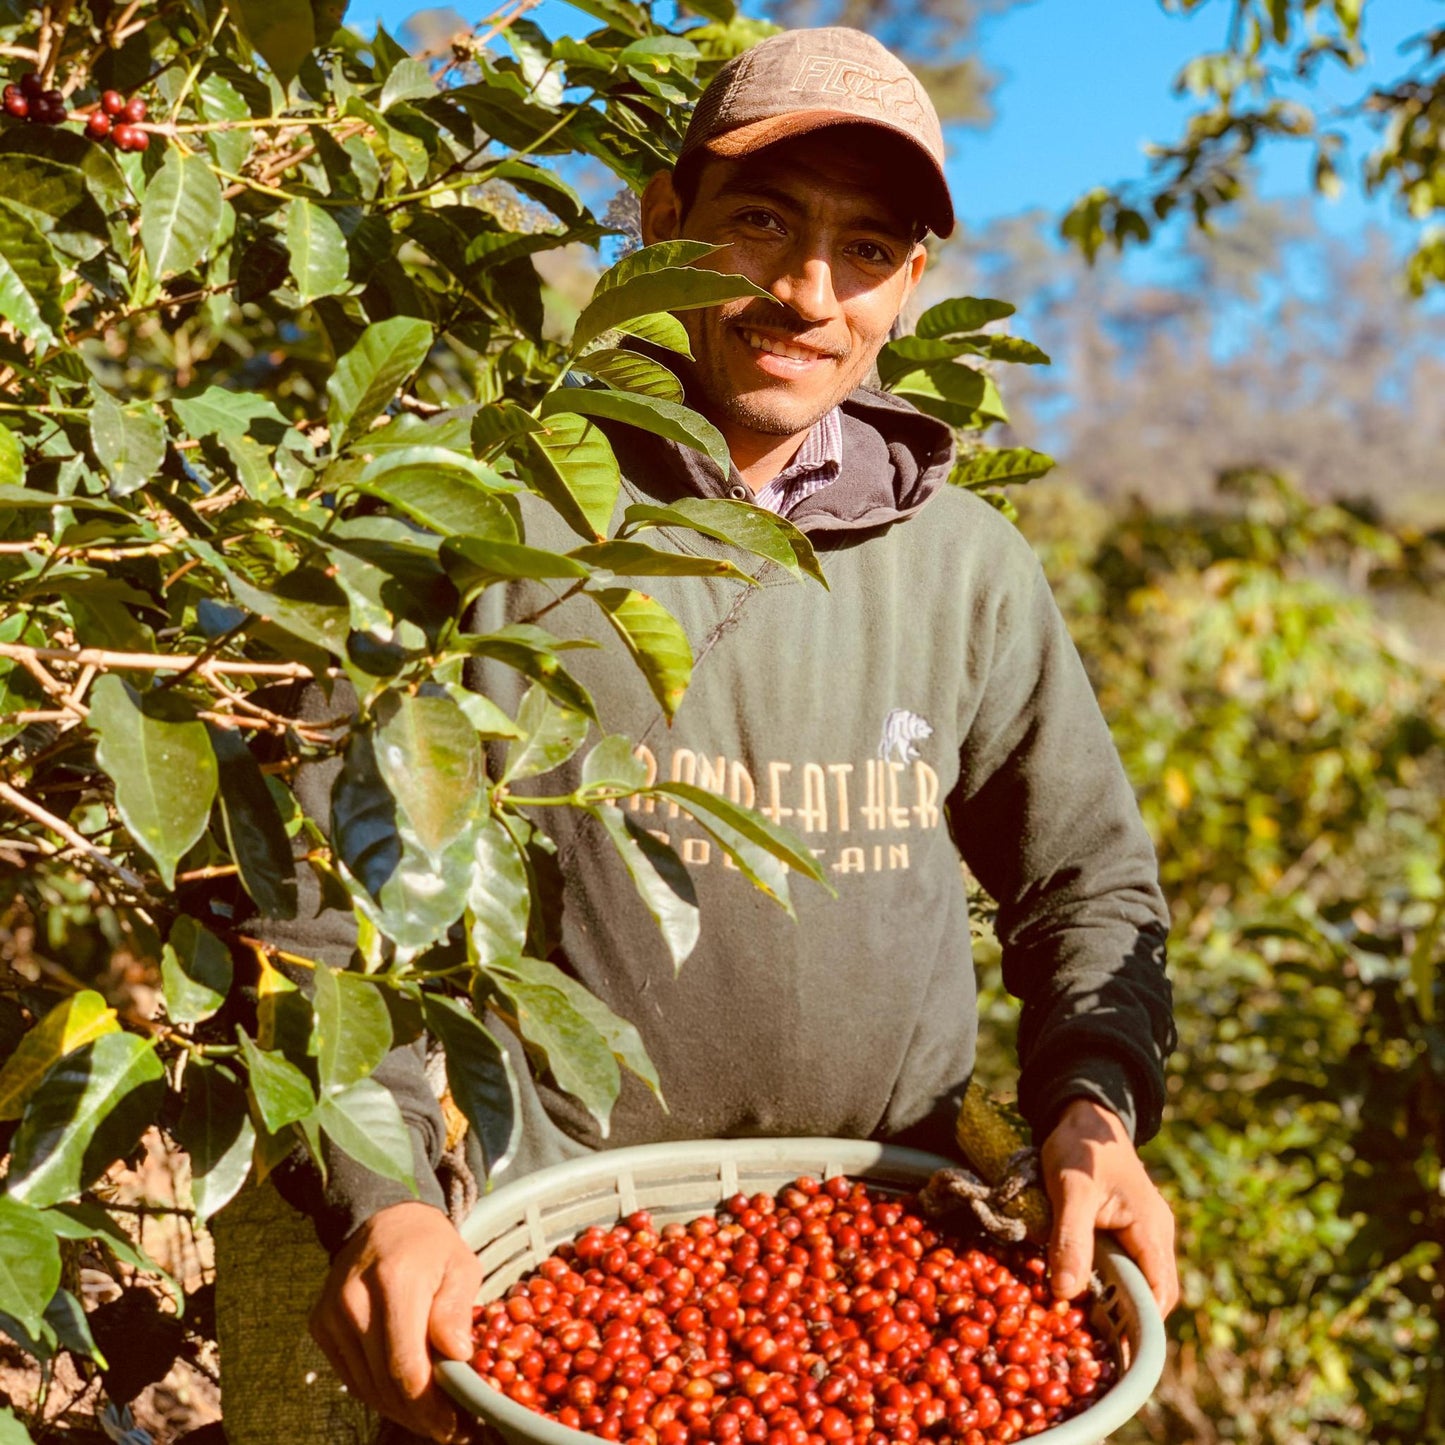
left=469, top=1175, right=1115, bottom=1445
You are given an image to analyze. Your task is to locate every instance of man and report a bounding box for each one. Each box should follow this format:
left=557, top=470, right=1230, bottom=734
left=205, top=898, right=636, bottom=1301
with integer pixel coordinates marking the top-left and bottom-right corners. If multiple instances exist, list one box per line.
left=297, top=27, right=1179, bottom=1443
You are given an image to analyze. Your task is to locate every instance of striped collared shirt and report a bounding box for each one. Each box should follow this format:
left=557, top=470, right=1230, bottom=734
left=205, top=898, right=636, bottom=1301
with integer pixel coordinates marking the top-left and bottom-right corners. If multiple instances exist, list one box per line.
left=749, top=407, right=844, bottom=518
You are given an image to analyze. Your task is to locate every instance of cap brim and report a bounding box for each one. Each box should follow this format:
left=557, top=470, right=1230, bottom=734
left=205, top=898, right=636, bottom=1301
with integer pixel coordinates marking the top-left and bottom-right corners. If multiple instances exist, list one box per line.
left=696, top=111, right=955, bottom=238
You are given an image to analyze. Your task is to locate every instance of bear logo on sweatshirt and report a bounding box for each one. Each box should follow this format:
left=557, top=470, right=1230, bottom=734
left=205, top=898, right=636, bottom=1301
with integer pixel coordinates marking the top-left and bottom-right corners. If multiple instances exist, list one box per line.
left=878, top=708, right=933, bottom=765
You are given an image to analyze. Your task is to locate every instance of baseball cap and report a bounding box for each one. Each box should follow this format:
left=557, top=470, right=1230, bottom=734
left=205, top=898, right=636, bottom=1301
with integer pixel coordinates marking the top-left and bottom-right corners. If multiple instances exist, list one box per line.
left=678, top=27, right=955, bottom=239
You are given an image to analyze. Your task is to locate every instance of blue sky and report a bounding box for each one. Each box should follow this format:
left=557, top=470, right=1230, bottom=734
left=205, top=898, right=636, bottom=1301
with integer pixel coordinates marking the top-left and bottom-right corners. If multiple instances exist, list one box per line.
left=352, top=0, right=1442, bottom=256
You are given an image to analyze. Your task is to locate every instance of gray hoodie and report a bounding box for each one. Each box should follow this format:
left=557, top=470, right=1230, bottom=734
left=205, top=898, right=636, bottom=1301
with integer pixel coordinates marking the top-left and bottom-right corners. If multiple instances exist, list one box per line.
left=265, top=386, right=1175, bottom=1251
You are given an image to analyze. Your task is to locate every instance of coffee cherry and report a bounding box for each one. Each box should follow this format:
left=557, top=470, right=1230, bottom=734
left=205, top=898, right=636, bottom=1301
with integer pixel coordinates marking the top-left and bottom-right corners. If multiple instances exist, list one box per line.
left=121, top=96, right=147, bottom=124
left=2, top=85, right=26, bottom=119
left=18, top=71, right=42, bottom=99
left=112, top=123, right=149, bottom=152
left=85, top=111, right=112, bottom=140
left=101, top=89, right=126, bottom=116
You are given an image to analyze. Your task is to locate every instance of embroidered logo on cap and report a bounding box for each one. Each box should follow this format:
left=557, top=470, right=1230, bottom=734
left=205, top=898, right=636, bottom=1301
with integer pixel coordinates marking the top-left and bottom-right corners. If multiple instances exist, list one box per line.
left=878, top=708, right=933, bottom=765
left=788, top=54, right=926, bottom=125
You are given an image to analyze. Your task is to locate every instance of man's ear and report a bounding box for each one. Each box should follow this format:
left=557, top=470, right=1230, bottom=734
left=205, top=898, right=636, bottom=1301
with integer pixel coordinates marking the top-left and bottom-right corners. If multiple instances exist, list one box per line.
left=902, top=241, right=928, bottom=298
left=641, top=171, right=683, bottom=246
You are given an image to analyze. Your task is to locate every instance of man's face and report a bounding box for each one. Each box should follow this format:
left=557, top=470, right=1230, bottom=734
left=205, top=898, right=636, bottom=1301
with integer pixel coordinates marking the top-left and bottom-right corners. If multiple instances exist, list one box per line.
left=640, top=129, right=928, bottom=442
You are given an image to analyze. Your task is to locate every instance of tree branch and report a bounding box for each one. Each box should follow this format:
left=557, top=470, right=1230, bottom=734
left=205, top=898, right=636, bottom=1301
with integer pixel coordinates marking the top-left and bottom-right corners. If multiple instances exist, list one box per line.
left=0, top=779, right=150, bottom=892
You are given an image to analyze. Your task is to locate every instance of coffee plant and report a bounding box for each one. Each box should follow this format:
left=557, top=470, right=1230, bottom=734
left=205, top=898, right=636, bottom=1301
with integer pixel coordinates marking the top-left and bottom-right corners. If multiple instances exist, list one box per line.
left=0, top=0, right=1052, bottom=1435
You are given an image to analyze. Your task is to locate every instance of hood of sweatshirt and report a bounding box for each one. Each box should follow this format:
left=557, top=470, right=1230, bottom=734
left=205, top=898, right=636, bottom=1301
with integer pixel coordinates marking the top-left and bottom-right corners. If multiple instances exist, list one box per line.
left=594, top=382, right=956, bottom=537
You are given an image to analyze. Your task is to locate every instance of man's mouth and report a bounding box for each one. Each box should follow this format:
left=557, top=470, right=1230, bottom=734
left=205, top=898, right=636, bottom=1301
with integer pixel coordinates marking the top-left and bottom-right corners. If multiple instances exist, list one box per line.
left=734, top=327, right=838, bottom=370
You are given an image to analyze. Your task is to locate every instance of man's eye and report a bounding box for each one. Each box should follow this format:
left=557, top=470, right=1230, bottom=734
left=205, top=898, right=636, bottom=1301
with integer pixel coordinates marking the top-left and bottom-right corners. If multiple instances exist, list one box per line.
left=739, top=209, right=783, bottom=232
left=851, top=242, right=894, bottom=265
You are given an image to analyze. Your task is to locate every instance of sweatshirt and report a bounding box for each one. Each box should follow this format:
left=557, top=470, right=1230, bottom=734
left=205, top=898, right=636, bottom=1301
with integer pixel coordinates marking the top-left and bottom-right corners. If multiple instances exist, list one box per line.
left=263, top=385, right=1176, bottom=1252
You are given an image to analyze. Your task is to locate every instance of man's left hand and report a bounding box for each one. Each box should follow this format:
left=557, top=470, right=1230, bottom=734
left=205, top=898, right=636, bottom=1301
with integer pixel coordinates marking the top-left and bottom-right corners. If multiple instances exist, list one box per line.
left=1039, top=1097, right=1178, bottom=1317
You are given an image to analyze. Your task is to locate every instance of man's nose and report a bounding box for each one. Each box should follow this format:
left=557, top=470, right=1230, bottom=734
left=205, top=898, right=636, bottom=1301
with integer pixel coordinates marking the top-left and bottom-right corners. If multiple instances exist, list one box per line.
left=767, top=249, right=838, bottom=325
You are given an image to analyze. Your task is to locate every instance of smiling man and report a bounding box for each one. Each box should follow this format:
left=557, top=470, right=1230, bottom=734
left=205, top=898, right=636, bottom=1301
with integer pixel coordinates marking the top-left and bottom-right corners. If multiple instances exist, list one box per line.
left=291, top=28, right=1179, bottom=1445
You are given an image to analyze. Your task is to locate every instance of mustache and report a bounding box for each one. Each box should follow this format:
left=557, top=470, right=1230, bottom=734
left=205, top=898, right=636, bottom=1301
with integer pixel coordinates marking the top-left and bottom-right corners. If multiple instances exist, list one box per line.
left=726, top=305, right=849, bottom=360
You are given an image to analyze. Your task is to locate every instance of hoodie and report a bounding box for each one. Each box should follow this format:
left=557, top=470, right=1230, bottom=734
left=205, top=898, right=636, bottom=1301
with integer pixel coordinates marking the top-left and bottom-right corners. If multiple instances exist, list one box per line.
left=263, top=385, right=1175, bottom=1252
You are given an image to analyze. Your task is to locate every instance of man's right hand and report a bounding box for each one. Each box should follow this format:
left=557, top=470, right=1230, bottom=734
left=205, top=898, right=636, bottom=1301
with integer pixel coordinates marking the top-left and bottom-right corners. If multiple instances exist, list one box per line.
left=309, top=1200, right=483, bottom=1444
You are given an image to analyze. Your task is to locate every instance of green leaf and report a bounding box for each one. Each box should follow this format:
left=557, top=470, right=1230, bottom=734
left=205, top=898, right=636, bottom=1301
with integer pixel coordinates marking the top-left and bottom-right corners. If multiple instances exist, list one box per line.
left=490, top=970, right=620, bottom=1136
left=353, top=449, right=517, bottom=541
left=492, top=956, right=663, bottom=1106
left=374, top=691, right=485, bottom=858
left=39, top=1202, right=175, bottom=1304
left=467, top=810, right=530, bottom=965
left=237, top=1030, right=316, bottom=1132
left=594, top=240, right=721, bottom=293
left=172, top=387, right=288, bottom=442
left=540, top=389, right=728, bottom=475
left=7, top=1033, right=166, bottom=1208
left=161, top=916, right=233, bottom=1026
left=574, top=348, right=684, bottom=402
left=440, top=535, right=591, bottom=601
left=90, top=676, right=218, bottom=889
left=327, top=317, right=434, bottom=450
left=588, top=587, right=693, bottom=718
left=0, top=201, right=63, bottom=350
left=0, top=1407, right=36, bottom=1445
left=591, top=803, right=699, bottom=970
left=502, top=683, right=589, bottom=783
left=232, top=0, right=317, bottom=89
left=618, top=310, right=694, bottom=358
left=174, top=1060, right=255, bottom=1223
left=287, top=198, right=350, bottom=305
left=211, top=725, right=299, bottom=921
left=949, top=448, right=1056, bottom=488
left=570, top=540, right=756, bottom=584
left=331, top=728, right=480, bottom=954
left=140, top=150, right=224, bottom=279
left=0, top=991, right=118, bottom=1122
left=580, top=735, right=649, bottom=796
left=623, top=497, right=825, bottom=586
left=976, top=335, right=1050, bottom=365
left=0, top=1197, right=62, bottom=1338
left=223, top=566, right=351, bottom=657
left=459, top=628, right=598, bottom=721
left=0, top=426, right=21, bottom=487
left=89, top=388, right=167, bottom=496
left=653, top=779, right=832, bottom=891
left=380, top=57, right=435, bottom=111
left=421, top=996, right=521, bottom=1178
left=914, top=296, right=1016, bottom=339
left=472, top=402, right=545, bottom=454
left=315, top=1077, right=418, bottom=1191
left=312, top=966, right=394, bottom=1096
left=572, top=265, right=771, bottom=355
left=483, top=159, right=585, bottom=226
left=42, top=1288, right=105, bottom=1366
left=440, top=685, right=521, bottom=742
left=513, top=412, right=621, bottom=544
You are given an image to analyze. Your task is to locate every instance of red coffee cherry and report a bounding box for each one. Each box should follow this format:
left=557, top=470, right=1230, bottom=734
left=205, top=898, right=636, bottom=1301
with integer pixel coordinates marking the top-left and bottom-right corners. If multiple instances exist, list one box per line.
left=101, top=90, right=126, bottom=116
left=2, top=85, right=26, bottom=119
left=121, top=96, right=147, bottom=124
left=85, top=111, right=112, bottom=140
left=18, top=72, right=42, bottom=98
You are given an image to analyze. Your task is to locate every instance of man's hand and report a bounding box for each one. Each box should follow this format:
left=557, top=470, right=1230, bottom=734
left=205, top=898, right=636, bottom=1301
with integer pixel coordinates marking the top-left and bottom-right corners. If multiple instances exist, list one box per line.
left=310, top=1200, right=482, bottom=1444
left=1039, top=1098, right=1179, bottom=1317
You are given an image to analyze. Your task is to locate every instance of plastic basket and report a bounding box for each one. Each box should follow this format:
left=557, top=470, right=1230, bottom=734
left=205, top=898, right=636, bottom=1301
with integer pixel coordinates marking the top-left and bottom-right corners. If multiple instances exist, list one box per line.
left=438, top=1138, right=1165, bottom=1445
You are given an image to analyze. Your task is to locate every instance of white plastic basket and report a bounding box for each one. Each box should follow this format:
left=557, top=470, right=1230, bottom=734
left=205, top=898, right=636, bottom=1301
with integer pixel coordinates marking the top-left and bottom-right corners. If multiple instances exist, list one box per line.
left=438, top=1138, right=1165, bottom=1445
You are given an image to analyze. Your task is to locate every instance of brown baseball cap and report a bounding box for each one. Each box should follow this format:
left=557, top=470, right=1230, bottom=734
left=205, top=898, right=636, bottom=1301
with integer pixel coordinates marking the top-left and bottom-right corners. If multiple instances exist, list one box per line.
left=678, top=27, right=954, bottom=238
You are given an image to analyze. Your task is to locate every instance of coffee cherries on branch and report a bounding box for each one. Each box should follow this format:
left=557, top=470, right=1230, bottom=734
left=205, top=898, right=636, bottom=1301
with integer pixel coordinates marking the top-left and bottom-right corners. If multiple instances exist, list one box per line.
left=2, top=74, right=150, bottom=149
left=3, top=73, right=65, bottom=124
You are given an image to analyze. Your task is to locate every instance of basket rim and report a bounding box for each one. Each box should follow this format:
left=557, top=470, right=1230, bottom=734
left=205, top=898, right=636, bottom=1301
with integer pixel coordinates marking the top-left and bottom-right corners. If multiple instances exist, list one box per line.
left=439, top=1137, right=1166, bottom=1445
